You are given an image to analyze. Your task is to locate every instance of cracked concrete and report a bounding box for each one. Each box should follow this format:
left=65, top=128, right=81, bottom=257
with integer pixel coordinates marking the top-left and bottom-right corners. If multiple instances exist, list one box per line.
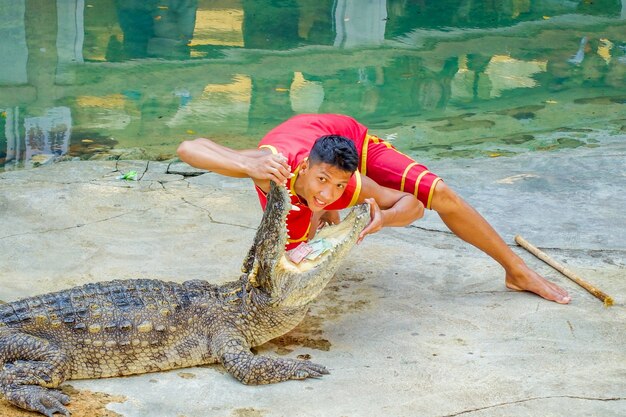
left=441, top=396, right=626, bottom=417
left=0, top=144, right=625, bottom=417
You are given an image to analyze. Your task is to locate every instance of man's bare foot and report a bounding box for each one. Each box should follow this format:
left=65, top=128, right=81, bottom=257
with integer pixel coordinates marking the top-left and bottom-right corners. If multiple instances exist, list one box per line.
left=505, top=263, right=571, bottom=304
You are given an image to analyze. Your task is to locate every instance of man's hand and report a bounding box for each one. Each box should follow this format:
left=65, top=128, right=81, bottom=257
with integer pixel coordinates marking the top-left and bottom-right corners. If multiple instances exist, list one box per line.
left=357, top=198, right=384, bottom=244
left=245, top=152, right=292, bottom=185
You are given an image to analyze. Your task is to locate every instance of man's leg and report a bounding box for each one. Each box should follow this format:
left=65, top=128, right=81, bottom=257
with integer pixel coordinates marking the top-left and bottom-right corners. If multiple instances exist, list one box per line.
left=358, top=133, right=569, bottom=303
left=429, top=181, right=571, bottom=304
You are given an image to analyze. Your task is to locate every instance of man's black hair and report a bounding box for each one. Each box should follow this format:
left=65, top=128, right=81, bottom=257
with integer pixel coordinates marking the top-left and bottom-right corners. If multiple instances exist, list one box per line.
left=309, top=135, right=359, bottom=173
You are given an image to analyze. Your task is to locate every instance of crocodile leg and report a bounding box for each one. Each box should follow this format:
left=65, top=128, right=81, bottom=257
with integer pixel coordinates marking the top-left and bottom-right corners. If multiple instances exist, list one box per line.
left=213, top=332, right=329, bottom=385
left=0, top=327, right=71, bottom=417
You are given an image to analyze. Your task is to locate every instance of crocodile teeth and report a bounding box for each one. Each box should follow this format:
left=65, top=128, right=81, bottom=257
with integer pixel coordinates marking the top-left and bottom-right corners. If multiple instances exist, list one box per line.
left=290, top=204, right=300, bottom=211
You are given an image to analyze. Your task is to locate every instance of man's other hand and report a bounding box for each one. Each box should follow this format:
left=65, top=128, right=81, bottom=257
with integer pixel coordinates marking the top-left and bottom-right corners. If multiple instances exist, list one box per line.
left=357, top=198, right=383, bottom=244
left=246, top=152, right=292, bottom=185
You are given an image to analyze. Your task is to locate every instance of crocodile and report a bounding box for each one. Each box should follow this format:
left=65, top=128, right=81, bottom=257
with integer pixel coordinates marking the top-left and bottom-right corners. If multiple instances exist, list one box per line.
left=0, top=181, right=370, bottom=416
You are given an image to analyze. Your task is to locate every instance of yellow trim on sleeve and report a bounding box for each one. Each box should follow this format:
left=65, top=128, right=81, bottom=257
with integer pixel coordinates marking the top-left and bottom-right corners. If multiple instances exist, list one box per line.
left=347, top=171, right=362, bottom=207
left=259, top=144, right=278, bottom=154
left=427, top=178, right=442, bottom=210
left=400, top=162, right=418, bottom=192
left=413, top=170, right=430, bottom=197
left=360, top=134, right=371, bottom=176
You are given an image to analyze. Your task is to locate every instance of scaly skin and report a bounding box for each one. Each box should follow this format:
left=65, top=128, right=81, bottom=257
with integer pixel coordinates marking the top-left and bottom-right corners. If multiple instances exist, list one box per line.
left=0, top=182, right=370, bottom=416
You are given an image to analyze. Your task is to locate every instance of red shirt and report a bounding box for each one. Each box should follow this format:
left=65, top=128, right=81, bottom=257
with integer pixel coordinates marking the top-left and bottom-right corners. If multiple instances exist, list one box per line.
left=255, top=114, right=442, bottom=249
left=256, top=114, right=367, bottom=249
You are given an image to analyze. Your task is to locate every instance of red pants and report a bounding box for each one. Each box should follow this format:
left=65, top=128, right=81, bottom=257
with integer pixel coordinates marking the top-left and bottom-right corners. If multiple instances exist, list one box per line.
left=359, top=134, right=442, bottom=209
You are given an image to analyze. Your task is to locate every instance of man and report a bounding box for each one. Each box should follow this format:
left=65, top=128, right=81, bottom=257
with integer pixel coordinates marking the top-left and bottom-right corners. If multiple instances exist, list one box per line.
left=177, top=113, right=570, bottom=304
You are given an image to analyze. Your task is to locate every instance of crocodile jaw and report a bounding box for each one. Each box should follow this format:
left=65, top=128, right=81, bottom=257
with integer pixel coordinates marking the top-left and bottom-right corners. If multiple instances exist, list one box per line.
left=247, top=181, right=369, bottom=308
left=270, top=203, right=370, bottom=307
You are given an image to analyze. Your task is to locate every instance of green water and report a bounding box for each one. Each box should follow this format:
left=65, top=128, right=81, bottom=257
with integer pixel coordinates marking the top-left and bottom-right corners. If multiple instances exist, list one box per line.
left=1, top=0, right=625, bottom=170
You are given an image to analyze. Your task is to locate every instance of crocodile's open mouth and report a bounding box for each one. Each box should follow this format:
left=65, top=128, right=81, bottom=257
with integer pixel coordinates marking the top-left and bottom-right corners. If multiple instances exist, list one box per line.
left=245, top=181, right=370, bottom=306
left=281, top=205, right=370, bottom=273
left=270, top=201, right=370, bottom=307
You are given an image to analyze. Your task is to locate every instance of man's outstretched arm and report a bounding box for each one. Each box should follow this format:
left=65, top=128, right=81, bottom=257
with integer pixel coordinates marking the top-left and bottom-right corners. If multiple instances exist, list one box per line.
left=177, top=138, right=291, bottom=186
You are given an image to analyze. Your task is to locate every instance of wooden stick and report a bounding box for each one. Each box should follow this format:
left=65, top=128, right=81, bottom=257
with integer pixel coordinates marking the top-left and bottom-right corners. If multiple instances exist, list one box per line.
left=515, top=235, right=614, bottom=307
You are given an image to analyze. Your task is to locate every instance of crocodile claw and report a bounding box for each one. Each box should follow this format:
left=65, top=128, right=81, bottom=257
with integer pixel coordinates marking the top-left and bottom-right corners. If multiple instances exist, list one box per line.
left=4, top=385, right=71, bottom=417
left=290, top=360, right=329, bottom=380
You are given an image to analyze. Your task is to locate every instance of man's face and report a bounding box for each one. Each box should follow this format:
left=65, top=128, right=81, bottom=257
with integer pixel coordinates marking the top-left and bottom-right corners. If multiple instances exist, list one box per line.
left=295, top=160, right=353, bottom=212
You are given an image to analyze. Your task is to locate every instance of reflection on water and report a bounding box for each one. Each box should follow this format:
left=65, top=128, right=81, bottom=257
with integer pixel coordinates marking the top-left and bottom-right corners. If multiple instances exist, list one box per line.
left=1, top=0, right=625, bottom=170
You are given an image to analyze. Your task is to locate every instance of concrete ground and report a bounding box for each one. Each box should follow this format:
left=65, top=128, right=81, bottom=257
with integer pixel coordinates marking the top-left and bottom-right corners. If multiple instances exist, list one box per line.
left=1, top=144, right=625, bottom=417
